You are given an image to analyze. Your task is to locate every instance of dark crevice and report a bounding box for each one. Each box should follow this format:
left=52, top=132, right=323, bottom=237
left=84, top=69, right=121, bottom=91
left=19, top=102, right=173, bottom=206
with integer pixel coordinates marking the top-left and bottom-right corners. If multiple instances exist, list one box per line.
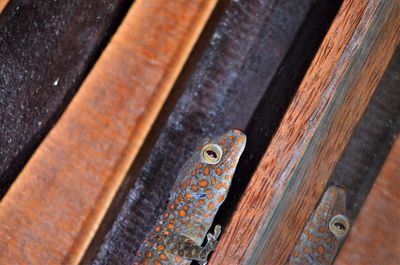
left=0, top=0, right=135, bottom=198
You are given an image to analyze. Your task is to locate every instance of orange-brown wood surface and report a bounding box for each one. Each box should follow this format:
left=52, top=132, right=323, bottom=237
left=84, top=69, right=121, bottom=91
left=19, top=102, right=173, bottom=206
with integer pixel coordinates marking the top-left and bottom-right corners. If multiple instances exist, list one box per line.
left=0, top=0, right=216, bottom=264
left=335, top=135, right=400, bottom=265
left=0, top=0, right=8, bottom=13
left=209, top=1, right=400, bottom=264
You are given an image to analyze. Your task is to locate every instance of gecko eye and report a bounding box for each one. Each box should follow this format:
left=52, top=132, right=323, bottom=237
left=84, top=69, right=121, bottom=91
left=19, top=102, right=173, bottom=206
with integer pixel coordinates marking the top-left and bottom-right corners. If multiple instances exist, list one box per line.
left=201, top=143, right=222, bottom=164
left=329, top=214, right=350, bottom=239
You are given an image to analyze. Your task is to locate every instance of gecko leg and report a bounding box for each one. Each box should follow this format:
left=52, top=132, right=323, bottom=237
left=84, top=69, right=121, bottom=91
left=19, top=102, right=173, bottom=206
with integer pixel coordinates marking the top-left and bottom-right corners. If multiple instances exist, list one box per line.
left=169, top=225, right=221, bottom=264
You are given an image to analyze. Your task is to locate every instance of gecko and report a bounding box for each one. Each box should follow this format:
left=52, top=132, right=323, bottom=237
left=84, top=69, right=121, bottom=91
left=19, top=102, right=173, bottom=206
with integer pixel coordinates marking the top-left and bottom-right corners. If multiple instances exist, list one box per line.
left=133, top=129, right=246, bottom=265
left=287, top=185, right=351, bottom=265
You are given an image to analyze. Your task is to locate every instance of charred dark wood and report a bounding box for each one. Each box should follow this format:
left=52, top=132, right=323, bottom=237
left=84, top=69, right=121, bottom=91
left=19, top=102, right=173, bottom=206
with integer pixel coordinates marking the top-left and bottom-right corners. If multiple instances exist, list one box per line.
left=87, top=0, right=341, bottom=264
left=0, top=0, right=133, bottom=197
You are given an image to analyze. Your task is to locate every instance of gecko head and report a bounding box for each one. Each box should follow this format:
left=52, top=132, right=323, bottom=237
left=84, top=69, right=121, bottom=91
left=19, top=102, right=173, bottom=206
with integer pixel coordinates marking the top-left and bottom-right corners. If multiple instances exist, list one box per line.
left=195, top=129, right=246, bottom=184
left=322, top=186, right=350, bottom=240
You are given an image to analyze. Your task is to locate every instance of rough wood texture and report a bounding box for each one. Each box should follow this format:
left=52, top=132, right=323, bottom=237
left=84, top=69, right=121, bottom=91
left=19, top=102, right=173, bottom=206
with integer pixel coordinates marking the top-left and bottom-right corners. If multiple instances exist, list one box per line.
left=335, top=135, right=400, bottom=265
left=0, top=1, right=217, bottom=264
left=0, top=0, right=134, bottom=197
left=329, top=47, right=400, bottom=221
left=209, top=1, right=400, bottom=264
left=87, top=1, right=341, bottom=264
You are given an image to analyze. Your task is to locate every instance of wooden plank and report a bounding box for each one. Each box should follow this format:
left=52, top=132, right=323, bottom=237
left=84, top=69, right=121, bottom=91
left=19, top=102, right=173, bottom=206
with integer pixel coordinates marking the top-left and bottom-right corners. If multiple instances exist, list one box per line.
left=209, top=1, right=400, bottom=264
left=0, top=1, right=216, bottom=264
left=335, top=135, right=400, bottom=265
left=329, top=46, right=400, bottom=220
left=87, top=0, right=342, bottom=264
left=0, top=0, right=133, bottom=197
left=0, top=0, right=8, bottom=13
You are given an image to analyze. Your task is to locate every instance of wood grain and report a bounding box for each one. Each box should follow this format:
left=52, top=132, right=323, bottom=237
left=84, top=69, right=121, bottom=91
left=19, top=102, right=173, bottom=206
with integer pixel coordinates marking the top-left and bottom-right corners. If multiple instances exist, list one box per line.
left=329, top=46, right=400, bottom=221
left=0, top=0, right=133, bottom=197
left=87, top=1, right=339, bottom=264
left=209, top=1, right=400, bottom=264
left=0, top=1, right=216, bottom=264
left=335, top=135, right=400, bottom=265
left=0, top=0, right=8, bottom=13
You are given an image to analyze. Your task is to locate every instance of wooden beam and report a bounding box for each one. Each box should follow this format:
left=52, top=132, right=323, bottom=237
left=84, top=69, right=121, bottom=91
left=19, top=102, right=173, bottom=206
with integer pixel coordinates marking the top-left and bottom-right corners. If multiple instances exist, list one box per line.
left=0, top=0, right=8, bottom=13
left=87, top=0, right=340, bottom=264
left=0, top=1, right=216, bottom=264
left=335, top=134, right=400, bottom=265
left=0, top=0, right=134, bottom=197
left=329, top=46, right=400, bottom=220
left=209, top=0, right=400, bottom=264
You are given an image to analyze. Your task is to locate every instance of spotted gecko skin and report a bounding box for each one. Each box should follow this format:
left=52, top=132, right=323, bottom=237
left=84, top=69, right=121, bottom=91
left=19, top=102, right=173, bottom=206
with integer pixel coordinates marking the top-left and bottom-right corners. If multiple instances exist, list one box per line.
left=133, top=129, right=246, bottom=265
left=287, top=186, right=349, bottom=265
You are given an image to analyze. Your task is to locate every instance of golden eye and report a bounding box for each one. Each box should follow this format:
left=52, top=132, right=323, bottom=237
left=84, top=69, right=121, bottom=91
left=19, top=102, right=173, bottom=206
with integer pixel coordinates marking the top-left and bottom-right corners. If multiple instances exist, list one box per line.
left=329, top=214, right=350, bottom=239
left=201, top=143, right=222, bottom=164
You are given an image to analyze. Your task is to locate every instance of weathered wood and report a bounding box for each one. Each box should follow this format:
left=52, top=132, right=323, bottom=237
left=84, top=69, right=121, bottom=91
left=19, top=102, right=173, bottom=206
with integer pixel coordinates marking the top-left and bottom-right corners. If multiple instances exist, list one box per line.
left=329, top=47, right=400, bottom=221
left=335, top=135, right=400, bottom=265
left=209, top=1, right=400, bottom=264
left=88, top=0, right=340, bottom=264
left=0, top=0, right=8, bottom=13
left=0, top=1, right=216, bottom=264
left=0, top=0, right=133, bottom=197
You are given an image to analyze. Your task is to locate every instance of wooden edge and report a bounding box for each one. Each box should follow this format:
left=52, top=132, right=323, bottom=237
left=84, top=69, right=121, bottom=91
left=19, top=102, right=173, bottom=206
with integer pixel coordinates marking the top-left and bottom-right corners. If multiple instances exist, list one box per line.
left=335, top=134, right=400, bottom=264
left=209, top=0, right=400, bottom=264
left=0, top=0, right=8, bottom=13
left=0, top=1, right=217, bottom=264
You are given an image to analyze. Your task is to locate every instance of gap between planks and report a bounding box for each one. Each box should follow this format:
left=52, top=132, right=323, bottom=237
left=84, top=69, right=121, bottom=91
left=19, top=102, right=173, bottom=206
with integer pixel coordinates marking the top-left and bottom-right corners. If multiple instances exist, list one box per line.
left=0, top=0, right=217, bottom=264
left=209, top=0, right=400, bottom=264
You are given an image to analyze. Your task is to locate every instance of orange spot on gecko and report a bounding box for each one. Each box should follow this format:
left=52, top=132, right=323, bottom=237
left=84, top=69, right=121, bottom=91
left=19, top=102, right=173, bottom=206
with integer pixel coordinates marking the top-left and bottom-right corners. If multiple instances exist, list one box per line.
left=197, top=163, right=203, bottom=169
left=216, top=183, right=222, bottom=189
left=203, top=213, right=211, bottom=218
left=169, top=204, right=174, bottom=210
left=154, top=226, right=161, bottom=232
left=293, top=249, right=300, bottom=257
left=211, top=177, right=216, bottom=185
left=216, top=168, right=223, bottom=175
left=185, top=192, right=193, bottom=199
left=164, top=231, right=170, bottom=236
left=317, top=245, right=326, bottom=255
left=198, top=199, right=205, bottom=205
left=203, top=166, right=210, bottom=175
left=191, top=185, right=199, bottom=191
left=304, top=246, right=312, bottom=254
left=145, top=251, right=152, bottom=258
left=155, top=261, right=162, bottom=265
left=192, top=169, right=196, bottom=176
left=199, top=179, right=208, bottom=187
left=179, top=209, right=187, bottom=217
left=159, top=254, right=168, bottom=260
left=167, top=223, right=174, bottom=230
left=156, top=245, right=164, bottom=251
left=218, top=195, right=225, bottom=202
left=207, top=193, right=214, bottom=199
left=175, top=256, right=182, bottom=262
left=208, top=202, right=215, bottom=210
